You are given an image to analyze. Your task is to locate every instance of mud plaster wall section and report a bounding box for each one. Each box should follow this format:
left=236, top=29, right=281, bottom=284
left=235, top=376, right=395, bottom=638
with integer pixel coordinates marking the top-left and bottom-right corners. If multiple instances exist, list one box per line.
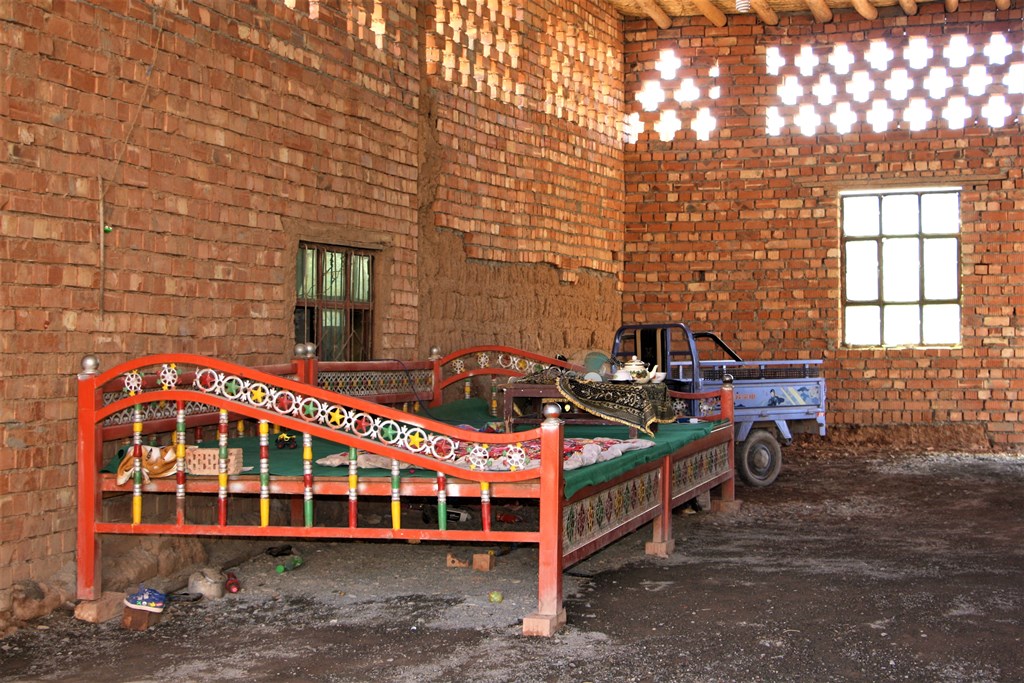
left=622, top=2, right=1023, bottom=448
left=0, top=0, right=625, bottom=599
left=416, top=0, right=625, bottom=356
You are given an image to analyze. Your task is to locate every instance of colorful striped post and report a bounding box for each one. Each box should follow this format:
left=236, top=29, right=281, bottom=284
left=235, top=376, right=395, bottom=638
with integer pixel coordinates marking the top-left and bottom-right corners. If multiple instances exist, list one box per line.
left=302, top=432, right=313, bottom=527
left=259, top=420, right=270, bottom=527
left=175, top=401, right=186, bottom=525
left=480, top=481, right=491, bottom=532
left=131, top=407, right=143, bottom=525
left=347, top=446, right=358, bottom=527
left=436, top=472, right=448, bottom=532
left=390, top=459, right=401, bottom=530
left=217, top=409, right=229, bottom=525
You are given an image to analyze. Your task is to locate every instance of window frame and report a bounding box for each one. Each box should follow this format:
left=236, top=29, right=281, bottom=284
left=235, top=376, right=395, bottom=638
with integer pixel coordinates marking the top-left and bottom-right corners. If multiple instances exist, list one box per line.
left=294, top=241, right=375, bottom=362
left=840, top=187, right=962, bottom=348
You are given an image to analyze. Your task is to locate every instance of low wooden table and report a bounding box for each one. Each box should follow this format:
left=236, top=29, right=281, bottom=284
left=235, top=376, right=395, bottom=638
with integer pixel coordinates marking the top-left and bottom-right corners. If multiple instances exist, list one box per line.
left=501, top=383, right=641, bottom=437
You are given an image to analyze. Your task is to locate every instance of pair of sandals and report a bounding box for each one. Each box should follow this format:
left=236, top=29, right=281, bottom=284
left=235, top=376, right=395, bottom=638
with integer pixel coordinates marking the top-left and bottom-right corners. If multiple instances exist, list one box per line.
left=115, top=445, right=178, bottom=485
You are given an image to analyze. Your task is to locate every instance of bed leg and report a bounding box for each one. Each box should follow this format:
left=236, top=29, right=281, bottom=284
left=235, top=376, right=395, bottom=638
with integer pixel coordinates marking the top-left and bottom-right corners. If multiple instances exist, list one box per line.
left=523, top=411, right=567, bottom=637
left=524, top=531, right=566, bottom=638
left=645, top=457, right=675, bottom=557
left=76, top=452, right=102, bottom=600
left=711, top=439, right=742, bottom=513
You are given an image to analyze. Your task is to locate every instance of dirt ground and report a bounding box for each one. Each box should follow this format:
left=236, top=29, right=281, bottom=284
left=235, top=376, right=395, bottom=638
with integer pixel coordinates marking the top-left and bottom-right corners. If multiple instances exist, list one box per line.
left=1, top=440, right=1022, bottom=683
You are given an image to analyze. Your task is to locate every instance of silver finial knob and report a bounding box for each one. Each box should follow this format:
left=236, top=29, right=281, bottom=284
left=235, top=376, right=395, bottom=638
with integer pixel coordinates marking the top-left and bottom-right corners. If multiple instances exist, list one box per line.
left=79, top=355, right=100, bottom=378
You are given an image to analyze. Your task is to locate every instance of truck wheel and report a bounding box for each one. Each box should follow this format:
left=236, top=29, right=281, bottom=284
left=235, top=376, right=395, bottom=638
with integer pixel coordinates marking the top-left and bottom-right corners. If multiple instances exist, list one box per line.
left=737, top=430, right=782, bottom=487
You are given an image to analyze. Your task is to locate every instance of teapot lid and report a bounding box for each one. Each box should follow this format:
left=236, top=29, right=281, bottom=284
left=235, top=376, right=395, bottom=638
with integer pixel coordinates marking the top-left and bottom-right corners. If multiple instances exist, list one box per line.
left=623, top=356, right=646, bottom=370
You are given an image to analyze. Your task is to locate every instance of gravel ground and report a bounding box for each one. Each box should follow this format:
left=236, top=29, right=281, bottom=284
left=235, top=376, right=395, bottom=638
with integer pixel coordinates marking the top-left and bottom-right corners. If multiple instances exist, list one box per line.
left=1, top=447, right=1021, bottom=682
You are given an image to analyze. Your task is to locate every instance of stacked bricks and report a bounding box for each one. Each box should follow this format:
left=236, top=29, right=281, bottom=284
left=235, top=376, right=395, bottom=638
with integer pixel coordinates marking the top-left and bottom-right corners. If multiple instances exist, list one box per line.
left=621, top=1, right=1023, bottom=448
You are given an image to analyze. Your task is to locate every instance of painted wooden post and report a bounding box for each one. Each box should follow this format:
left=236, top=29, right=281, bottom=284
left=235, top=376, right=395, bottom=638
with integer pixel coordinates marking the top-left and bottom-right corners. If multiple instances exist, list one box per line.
left=175, top=401, right=187, bottom=526
left=522, top=403, right=567, bottom=636
left=76, top=356, right=103, bottom=600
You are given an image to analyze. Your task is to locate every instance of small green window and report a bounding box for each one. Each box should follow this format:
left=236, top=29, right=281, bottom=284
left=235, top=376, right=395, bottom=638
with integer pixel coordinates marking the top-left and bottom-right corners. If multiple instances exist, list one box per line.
left=295, top=242, right=374, bottom=361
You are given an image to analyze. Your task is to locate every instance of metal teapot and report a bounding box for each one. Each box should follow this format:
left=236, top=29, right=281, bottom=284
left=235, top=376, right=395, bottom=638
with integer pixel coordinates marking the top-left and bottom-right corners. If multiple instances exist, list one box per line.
left=622, top=356, right=658, bottom=382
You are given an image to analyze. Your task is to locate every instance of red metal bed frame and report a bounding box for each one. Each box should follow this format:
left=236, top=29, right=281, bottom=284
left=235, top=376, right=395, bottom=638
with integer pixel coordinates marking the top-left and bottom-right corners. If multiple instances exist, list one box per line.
left=76, top=345, right=735, bottom=635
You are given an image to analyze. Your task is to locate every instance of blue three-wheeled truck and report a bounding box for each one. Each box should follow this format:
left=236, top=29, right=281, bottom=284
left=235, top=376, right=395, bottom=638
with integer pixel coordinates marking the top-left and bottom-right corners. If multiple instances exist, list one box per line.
left=611, top=323, right=827, bottom=487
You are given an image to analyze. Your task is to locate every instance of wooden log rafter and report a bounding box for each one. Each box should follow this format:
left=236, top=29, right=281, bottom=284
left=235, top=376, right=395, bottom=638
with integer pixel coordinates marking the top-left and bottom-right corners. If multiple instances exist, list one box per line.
left=750, top=0, right=780, bottom=25
left=693, top=0, right=728, bottom=27
left=804, top=0, right=834, bottom=22
left=850, top=0, right=879, bottom=19
left=897, top=0, right=919, bottom=16
left=622, top=0, right=1017, bottom=28
left=637, top=0, right=672, bottom=28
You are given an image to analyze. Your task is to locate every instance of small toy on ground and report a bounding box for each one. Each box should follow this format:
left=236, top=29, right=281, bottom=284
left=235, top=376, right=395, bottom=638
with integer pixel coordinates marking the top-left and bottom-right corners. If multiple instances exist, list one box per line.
left=275, top=556, right=304, bottom=573
left=275, top=433, right=297, bottom=449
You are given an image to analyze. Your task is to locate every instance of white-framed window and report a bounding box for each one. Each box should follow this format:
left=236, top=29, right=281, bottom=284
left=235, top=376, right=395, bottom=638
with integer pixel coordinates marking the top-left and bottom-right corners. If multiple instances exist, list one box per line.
left=841, top=188, right=961, bottom=347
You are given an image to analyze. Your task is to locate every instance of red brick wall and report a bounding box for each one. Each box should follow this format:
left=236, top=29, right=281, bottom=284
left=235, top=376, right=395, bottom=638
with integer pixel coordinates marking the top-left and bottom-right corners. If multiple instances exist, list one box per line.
left=417, top=0, right=625, bottom=354
left=0, top=0, right=421, bottom=594
left=622, top=2, right=1023, bottom=447
left=0, top=0, right=626, bottom=605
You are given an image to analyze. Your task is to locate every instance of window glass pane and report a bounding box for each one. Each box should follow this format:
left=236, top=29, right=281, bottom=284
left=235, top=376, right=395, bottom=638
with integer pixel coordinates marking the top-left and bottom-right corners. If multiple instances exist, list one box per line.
left=881, top=194, right=919, bottom=235
left=845, top=305, right=880, bottom=345
left=881, top=238, right=920, bottom=302
left=323, top=251, right=346, bottom=300
left=321, top=309, right=345, bottom=361
left=351, top=254, right=372, bottom=303
left=296, top=247, right=316, bottom=299
left=921, top=193, right=960, bottom=234
left=350, top=308, right=372, bottom=361
left=293, top=306, right=315, bottom=346
left=842, top=195, right=880, bottom=236
left=923, top=238, right=958, bottom=300
left=922, top=304, right=961, bottom=344
left=845, top=241, right=879, bottom=301
left=883, top=304, right=921, bottom=345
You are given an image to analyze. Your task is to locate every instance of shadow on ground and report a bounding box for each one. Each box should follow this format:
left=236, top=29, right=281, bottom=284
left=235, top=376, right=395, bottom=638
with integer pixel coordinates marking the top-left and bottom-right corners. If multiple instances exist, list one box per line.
left=2, top=448, right=1022, bottom=682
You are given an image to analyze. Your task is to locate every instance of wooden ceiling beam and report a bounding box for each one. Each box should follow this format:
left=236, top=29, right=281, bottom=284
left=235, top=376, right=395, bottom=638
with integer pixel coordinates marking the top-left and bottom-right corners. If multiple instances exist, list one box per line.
left=750, top=0, right=780, bottom=25
left=692, top=0, right=728, bottom=27
left=897, top=0, right=919, bottom=15
left=944, top=0, right=959, bottom=11
left=850, top=0, right=879, bottom=19
left=804, top=0, right=834, bottom=22
left=637, top=0, right=673, bottom=29
left=994, top=0, right=1010, bottom=9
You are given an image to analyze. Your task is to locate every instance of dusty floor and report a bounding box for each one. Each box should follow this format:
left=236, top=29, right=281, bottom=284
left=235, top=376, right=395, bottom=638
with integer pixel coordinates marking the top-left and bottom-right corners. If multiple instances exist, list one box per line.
left=1, top=444, right=1022, bottom=682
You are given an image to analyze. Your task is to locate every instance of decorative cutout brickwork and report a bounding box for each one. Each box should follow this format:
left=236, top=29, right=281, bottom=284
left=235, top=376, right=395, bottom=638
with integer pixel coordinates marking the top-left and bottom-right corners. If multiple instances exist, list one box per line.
left=765, top=32, right=1024, bottom=135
